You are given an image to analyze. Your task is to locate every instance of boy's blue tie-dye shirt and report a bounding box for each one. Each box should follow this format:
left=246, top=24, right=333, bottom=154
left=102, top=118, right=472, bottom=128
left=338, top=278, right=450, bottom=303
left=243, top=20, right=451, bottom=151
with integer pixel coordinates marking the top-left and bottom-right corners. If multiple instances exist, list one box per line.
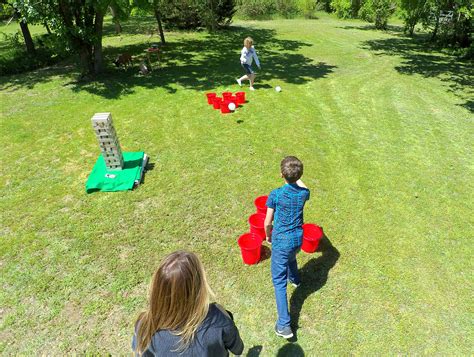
left=266, top=183, right=310, bottom=250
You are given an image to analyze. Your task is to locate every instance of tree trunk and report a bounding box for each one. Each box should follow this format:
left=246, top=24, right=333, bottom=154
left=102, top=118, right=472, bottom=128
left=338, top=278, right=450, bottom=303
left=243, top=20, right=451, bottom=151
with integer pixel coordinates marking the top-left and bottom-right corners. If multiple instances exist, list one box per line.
left=431, top=14, right=439, bottom=41
left=44, top=21, right=52, bottom=35
left=93, top=11, right=105, bottom=74
left=153, top=8, right=166, bottom=44
left=17, top=15, right=35, bottom=54
left=109, top=5, right=122, bottom=34
left=115, top=21, right=122, bottom=34
left=79, top=43, right=94, bottom=76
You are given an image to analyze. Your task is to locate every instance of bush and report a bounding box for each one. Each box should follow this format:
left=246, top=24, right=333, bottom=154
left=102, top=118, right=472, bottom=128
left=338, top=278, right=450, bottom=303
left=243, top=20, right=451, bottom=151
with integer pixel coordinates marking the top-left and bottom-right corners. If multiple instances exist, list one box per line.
left=298, top=0, right=318, bottom=18
left=275, top=0, right=299, bottom=18
left=359, top=0, right=396, bottom=29
left=213, top=0, right=237, bottom=27
left=0, top=32, right=69, bottom=75
left=461, top=42, right=474, bottom=59
left=316, top=0, right=332, bottom=13
left=161, top=0, right=236, bottom=30
left=237, top=0, right=275, bottom=19
left=161, top=0, right=201, bottom=29
left=331, top=0, right=353, bottom=18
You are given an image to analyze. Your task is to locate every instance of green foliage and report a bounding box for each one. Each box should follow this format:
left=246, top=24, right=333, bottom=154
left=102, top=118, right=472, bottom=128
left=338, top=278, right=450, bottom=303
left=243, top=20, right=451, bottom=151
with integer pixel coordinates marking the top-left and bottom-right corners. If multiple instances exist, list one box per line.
left=331, top=0, right=353, bottom=18
left=236, top=0, right=276, bottom=19
left=298, top=0, right=318, bottom=18
left=212, top=0, right=237, bottom=26
left=331, top=0, right=362, bottom=18
left=236, top=0, right=299, bottom=19
left=160, top=0, right=201, bottom=29
left=0, top=2, right=14, bottom=19
left=159, top=0, right=236, bottom=30
left=316, top=0, right=333, bottom=12
left=400, top=0, right=429, bottom=35
left=0, top=32, right=68, bottom=75
left=274, top=0, right=299, bottom=18
left=359, top=0, right=396, bottom=29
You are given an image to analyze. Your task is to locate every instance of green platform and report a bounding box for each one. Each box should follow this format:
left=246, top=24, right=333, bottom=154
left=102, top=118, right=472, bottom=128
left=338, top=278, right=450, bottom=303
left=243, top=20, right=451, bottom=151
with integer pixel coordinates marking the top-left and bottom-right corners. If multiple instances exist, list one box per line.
left=85, top=151, right=145, bottom=193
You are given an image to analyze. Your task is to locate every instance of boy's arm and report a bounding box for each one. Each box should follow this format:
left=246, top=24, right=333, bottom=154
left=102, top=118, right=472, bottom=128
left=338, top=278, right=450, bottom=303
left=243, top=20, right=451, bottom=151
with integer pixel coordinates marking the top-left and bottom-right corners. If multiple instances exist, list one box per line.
left=296, top=179, right=307, bottom=189
left=252, top=47, right=261, bottom=68
left=264, top=208, right=274, bottom=241
left=240, top=47, right=247, bottom=64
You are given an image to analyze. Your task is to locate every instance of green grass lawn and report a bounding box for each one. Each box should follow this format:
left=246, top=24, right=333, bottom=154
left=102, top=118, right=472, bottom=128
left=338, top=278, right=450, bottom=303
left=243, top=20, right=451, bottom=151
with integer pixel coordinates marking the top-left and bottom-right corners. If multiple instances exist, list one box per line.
left=1, top=13, right=473, bottom=355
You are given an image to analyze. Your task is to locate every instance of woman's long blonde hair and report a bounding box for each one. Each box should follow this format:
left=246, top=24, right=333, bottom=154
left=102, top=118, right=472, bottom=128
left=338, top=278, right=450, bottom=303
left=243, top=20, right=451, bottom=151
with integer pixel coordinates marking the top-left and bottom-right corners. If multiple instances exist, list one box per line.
left=134, top=250, right=213, bottom=354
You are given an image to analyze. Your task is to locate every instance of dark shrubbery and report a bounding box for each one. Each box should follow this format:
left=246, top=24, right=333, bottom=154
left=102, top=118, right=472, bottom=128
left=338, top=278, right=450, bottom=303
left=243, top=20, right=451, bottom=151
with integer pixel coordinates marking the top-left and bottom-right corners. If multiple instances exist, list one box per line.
left=161, top=0, right=237, bottom=30
left=0, top=32, right=69, bottom=75
left=237, top=0, right=305, bottom=19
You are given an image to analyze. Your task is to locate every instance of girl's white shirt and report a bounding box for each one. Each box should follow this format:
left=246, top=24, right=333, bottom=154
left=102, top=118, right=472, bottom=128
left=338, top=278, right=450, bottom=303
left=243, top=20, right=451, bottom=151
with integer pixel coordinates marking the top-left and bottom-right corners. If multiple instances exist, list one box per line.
left=240, top=46, right=260, bottom=67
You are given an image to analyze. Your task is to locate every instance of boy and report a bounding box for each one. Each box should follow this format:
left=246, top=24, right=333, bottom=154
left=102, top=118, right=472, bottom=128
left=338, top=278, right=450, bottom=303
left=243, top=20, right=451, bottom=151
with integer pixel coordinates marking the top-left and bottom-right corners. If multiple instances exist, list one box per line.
left=236, top=37, right=261, bottom=91
left=264, top=156, right=310, bottom=339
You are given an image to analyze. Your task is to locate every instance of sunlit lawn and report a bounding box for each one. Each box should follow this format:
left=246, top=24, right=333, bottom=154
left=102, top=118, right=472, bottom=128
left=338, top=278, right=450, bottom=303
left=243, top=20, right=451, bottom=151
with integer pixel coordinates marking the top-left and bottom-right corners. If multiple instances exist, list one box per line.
left=1, top=13, right=473, bottom=355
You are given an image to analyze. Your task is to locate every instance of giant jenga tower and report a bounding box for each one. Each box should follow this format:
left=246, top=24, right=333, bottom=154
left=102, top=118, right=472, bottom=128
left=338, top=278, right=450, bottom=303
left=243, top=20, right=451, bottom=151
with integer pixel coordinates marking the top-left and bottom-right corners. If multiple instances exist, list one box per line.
left=91, top=112, right=124, bottom=171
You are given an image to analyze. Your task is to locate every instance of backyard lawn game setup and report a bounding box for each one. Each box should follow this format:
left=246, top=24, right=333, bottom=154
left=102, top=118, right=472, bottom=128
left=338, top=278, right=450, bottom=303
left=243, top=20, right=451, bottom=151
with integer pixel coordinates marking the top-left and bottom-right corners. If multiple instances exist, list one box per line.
left=237, top=195, right=324, bottom=265
left=86, top=112, right=148, bottom=193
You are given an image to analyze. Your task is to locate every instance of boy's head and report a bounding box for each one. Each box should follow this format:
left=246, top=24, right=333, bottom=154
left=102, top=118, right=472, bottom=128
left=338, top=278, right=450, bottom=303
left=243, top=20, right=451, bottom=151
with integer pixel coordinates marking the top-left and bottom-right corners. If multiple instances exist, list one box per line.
left=280, top=156, right=303, bottom=183
left=244, top=37, right=253, bottom=48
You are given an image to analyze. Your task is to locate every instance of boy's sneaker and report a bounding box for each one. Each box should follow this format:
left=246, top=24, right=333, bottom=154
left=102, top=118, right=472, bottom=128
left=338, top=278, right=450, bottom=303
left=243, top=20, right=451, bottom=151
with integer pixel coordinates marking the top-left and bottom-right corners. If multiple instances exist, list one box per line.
left=236, top=78, right=242, bottom=86
left=249, top=86, right=255, bottom=91
left=275, top=324, right=293, bottom=339
left=289, top=280, right=300, bottom=288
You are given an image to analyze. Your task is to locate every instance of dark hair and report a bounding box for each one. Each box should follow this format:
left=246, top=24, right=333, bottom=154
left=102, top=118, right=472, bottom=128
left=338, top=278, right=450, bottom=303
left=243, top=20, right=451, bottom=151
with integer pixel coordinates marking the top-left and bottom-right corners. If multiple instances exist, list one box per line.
left=280, top=156, right=303, bottom=183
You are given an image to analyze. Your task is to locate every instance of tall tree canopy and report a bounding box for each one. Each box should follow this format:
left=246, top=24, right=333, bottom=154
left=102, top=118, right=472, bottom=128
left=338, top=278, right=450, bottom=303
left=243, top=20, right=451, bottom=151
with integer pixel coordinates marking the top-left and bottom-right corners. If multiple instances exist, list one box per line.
left=13, top=0, right=113, bottom=75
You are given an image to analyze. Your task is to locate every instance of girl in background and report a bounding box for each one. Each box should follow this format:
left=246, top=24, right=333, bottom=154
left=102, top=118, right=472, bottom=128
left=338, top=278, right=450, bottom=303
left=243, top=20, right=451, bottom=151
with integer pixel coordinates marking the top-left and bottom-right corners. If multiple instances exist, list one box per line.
left=237, top=37, right=261, bottom=91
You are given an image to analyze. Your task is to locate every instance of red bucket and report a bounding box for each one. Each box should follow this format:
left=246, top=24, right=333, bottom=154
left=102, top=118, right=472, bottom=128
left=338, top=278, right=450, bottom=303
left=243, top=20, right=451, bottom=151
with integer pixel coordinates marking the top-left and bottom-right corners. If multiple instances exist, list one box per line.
left=236, top=92, right=246, bottom=104
left=212, top=97, right=222, bottom=109
left=238, top=233, right=262, bottom=265
left=254, top=195, right=268, bottom=215
left=248, top=213, right=266, bottom=241
left=222, top=92, right=232, bottom=100
left=301, top=224, right=323, bottom=253
left=206, top=92, right=216, bottom=104
left=220, top=100, right=231, bottom=114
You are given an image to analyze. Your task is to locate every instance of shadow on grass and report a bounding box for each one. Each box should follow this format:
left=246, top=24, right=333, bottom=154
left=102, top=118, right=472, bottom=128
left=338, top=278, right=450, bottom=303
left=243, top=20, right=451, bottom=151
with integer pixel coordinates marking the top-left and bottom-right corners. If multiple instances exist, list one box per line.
left=247, top=345, right=263, bottom=356
left=289, top=235, right=340, bottom=339
left=338, top=24, right=404, bottom=34
left=260, top=245, right=271, bottom=263
left=276, top=343, right=305, bottom=357
left=1, top=21, right=337, bottom=98
left=361, top=34, right=474, bottom=113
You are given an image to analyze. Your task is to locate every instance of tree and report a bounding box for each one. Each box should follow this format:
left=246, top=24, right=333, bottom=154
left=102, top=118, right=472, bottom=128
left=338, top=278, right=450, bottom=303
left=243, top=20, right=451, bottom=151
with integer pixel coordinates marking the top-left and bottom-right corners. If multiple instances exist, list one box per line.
left=131, top=0, right=166, bottom=44
left=109, top=0, right=131, bottom=34
left=400, top=0, right=429, bottom=35
left=13, top=0, right=114, bottom=75
left=153, top=0, right=166, bottom=43
left=16, top=8, right=35, bottom=53
left=420, top=0, right=472, bottom=46
left=0, top=1, right=35, bottom=53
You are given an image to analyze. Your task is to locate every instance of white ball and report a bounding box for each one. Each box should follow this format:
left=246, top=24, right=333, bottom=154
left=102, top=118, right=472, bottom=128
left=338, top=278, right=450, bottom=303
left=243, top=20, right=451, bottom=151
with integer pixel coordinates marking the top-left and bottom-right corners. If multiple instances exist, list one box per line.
left=228, top=102, right=236, bottom=111
left=275, top=86, right=282, bottom=92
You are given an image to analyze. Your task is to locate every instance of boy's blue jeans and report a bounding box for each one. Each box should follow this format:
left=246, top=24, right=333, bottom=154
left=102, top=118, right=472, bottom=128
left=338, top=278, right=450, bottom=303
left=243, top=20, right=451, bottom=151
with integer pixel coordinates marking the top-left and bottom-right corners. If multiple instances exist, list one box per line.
left=271, top=246, right=300, bottom=329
